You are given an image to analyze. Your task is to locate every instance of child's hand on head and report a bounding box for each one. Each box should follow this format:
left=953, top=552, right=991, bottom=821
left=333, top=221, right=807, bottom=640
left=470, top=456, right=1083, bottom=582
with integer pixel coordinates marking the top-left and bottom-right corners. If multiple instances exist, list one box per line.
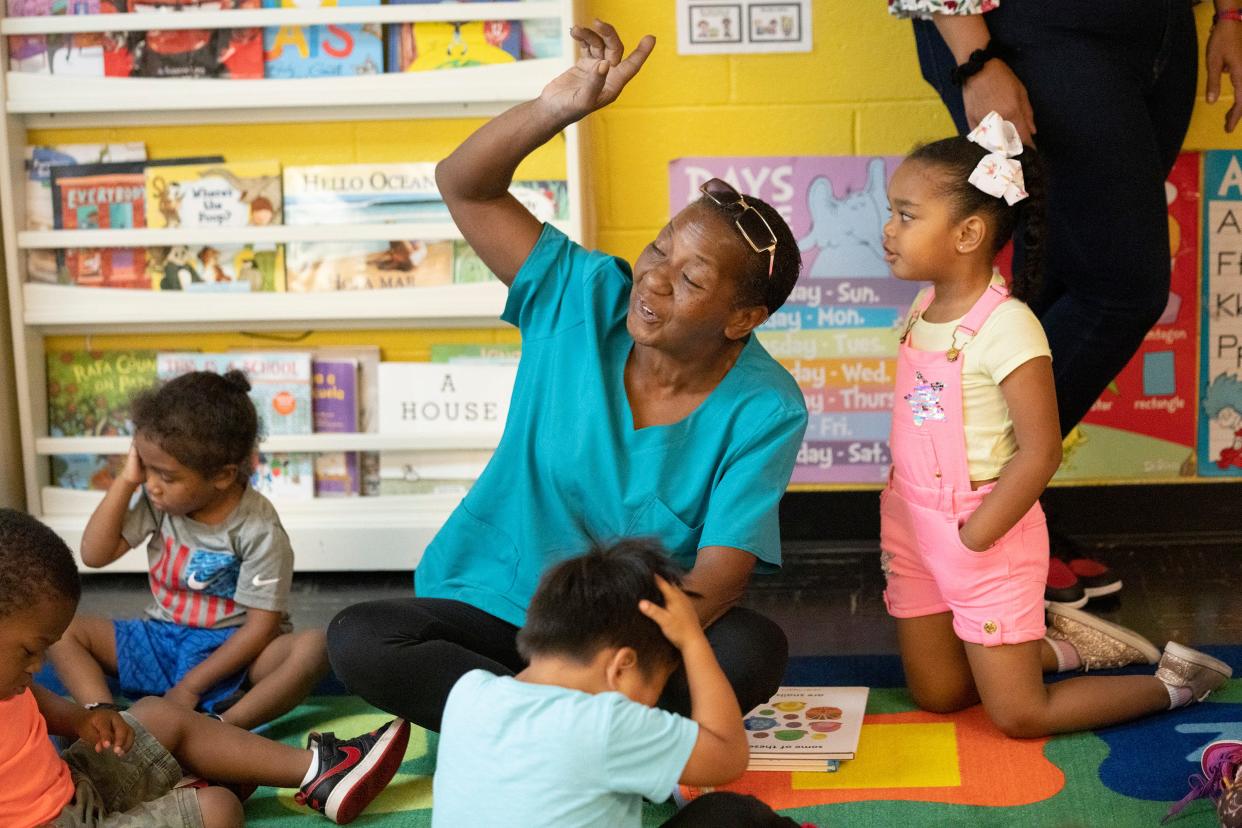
left=122, top=444, right=145, bottom=485
left=638, top=576, right=705, bottom=652
left=77, top=708, right=134, bottom=756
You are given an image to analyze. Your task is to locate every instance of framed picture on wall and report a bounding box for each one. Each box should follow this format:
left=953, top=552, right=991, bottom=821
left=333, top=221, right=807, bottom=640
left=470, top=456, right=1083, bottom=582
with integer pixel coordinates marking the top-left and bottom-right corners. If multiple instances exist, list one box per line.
left=749, top=4, right=801, bottom=43
left=687, top=4, right=743, bottom=44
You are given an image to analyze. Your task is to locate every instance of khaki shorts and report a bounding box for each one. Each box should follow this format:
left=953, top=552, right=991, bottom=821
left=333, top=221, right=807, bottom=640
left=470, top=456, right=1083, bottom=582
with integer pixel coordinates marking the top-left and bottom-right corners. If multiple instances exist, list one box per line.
left=45, top=712, right=203, bottom=828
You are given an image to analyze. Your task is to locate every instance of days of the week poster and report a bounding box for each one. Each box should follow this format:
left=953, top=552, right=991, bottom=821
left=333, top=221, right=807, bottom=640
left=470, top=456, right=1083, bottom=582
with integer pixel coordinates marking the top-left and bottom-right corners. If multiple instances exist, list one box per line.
left=1201, top=151, right=1242, bottom=477
left=670, top=156, right=913, bottom=485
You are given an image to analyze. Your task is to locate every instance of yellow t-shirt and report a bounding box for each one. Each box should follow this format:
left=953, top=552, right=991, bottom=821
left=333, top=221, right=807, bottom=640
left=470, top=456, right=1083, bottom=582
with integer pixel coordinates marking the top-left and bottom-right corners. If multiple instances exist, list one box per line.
left=907, top=276, right=1052, bottom=480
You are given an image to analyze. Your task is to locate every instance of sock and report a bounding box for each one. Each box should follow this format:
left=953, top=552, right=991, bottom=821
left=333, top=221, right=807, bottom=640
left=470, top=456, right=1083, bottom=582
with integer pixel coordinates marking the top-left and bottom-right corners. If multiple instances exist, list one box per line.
left=299, top=747, right=320, bottom=789
left=1162, top=680, right=1194, bottom=710
left=1045, top=636, right=1082, bottom=672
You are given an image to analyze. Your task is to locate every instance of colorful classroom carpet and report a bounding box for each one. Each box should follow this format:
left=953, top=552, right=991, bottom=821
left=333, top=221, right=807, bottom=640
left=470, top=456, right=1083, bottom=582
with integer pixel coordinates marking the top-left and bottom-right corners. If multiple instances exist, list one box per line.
left=41, top=649, right=1242, bottom=826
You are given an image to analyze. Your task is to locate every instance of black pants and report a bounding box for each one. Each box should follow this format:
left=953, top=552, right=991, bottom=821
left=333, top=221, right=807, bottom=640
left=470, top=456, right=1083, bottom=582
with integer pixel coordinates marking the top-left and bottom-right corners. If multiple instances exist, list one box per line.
left=662, top=792, right=802, bottom=827
left=912, top=0, right=1198, bottom=434
left=326, top=597, right=789, bottom=732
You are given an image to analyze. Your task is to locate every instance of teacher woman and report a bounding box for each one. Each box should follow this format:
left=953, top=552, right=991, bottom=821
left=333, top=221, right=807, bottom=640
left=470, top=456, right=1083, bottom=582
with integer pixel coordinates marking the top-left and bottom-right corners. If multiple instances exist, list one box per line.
left=327, top=22, right=808, bottom=731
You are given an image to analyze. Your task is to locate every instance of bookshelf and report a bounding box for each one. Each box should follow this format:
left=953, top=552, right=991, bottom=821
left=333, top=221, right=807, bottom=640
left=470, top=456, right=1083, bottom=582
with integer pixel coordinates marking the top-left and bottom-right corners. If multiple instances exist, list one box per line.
left=0, top=0, right=583, bottom=572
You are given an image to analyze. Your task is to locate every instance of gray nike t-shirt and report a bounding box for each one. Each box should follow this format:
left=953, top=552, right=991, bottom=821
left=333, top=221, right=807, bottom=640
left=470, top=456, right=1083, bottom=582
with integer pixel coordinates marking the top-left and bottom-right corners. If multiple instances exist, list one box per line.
left=122, top=485, right=294, bottom=629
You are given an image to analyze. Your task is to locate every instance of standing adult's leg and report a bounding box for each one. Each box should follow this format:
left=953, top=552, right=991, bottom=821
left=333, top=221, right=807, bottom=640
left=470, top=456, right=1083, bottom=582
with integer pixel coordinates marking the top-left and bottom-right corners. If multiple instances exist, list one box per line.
left=326, top=597, right=524, bottom=732
left=987, top=2, right=1196, bottom=432
left=658, top=607, right=788, bottom=716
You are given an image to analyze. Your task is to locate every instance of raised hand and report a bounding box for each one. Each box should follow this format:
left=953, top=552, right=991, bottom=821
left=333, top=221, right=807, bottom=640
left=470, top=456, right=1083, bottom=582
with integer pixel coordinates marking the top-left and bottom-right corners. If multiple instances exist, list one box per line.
left=538, top=20, right=655, bottom=124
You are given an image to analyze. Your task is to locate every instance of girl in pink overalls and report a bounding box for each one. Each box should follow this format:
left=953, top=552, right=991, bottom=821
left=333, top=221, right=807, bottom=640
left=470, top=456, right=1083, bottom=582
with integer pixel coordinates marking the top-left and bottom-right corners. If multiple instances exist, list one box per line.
left=879, top=112, right=1231, bottom=737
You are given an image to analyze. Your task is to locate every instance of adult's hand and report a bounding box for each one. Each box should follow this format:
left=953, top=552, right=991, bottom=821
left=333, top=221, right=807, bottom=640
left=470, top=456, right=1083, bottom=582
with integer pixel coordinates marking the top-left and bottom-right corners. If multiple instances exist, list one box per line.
left=537, top=20, right=655, bottom=126
left=1206, top=19, right=1242, bottom=132
left=962, top=58, right=1037, bottom=145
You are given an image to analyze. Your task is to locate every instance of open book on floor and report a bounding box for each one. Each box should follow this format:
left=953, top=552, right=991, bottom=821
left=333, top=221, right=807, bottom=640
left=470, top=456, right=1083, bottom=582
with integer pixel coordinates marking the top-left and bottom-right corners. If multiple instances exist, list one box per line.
left=744, top=686, right=869, bottom=771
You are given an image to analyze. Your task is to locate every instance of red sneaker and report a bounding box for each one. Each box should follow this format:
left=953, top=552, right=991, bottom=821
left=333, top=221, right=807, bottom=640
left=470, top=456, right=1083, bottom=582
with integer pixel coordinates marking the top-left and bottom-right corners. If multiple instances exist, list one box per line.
left=1067, top=556, right=1122, bottom=598
left=1045, top=557, right=1087, bottom=607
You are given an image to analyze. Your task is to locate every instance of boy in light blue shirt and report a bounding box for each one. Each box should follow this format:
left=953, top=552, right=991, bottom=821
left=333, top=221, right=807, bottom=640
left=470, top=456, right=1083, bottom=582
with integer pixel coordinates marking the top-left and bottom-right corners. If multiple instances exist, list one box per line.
left=432, top=540, right=804, bottom=827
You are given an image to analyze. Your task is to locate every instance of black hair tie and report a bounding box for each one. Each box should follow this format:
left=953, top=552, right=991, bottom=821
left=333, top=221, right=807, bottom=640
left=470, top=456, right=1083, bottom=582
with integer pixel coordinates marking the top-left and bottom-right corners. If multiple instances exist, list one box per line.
left=950, top=41, right=999, bottom=87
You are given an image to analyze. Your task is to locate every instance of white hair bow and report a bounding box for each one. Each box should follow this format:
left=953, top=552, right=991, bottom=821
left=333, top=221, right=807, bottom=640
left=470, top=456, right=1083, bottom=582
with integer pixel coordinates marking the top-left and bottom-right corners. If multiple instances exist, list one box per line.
left=966, top=111, right=1028, bottom=205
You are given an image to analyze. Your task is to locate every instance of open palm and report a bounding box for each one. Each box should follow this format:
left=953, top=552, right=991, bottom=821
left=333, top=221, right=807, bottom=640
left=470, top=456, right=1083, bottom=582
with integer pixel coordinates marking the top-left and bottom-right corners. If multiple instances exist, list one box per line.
left=539, top=21, right=655, bottom=123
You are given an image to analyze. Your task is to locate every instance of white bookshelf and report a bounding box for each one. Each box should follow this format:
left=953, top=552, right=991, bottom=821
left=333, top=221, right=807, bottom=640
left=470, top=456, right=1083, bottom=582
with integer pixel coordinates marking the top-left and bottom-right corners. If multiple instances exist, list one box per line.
left=0, top=0, right=584, bottom=570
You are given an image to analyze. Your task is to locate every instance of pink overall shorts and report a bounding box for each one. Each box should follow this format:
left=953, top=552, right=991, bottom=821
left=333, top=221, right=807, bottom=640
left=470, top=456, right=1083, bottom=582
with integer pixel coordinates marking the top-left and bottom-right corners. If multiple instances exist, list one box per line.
left=880, top=282, right=1049, bottom=647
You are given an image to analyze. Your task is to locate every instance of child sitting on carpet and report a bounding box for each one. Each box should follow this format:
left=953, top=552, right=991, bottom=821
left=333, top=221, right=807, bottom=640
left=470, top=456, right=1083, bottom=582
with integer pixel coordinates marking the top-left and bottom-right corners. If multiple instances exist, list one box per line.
left=49, top=370, right=328, bottom=730
left=432, top=539, right=804, bottom=827
left=879, top=111, right=1232, bottom=737
left=0, top=507, right=409, bottom=827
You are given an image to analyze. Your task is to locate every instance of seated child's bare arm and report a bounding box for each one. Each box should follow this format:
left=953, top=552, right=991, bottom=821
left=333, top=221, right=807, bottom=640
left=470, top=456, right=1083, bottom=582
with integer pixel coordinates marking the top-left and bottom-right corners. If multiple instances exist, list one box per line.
left=80, top=446, right=144, bottom=568
left=32, top=684, right=133, bottom=755
left=167, top=608, right=283, bottom=706
left=959, top=356, right=1061, bottom=551
left=639, top=577, right=749, bottom=786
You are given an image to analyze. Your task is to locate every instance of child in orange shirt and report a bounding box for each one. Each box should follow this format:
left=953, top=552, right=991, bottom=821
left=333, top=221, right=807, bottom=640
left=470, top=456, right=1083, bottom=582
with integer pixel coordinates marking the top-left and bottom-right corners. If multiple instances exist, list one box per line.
left=0, top=508, right=408, bottom=827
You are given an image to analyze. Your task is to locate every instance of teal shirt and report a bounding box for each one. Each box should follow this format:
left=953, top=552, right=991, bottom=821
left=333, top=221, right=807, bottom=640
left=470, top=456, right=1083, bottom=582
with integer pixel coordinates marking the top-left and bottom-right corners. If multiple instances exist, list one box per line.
left=415, top=224, right=808, bottom=626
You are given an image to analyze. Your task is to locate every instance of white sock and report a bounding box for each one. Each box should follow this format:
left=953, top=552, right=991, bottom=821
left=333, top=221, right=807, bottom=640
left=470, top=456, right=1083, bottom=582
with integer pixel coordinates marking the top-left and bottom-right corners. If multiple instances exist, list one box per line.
left=1162, top=681, right=1194, bottom=710
left=1045, top=636, right=1082, bottom=672
left=299, top=747, right=319, bottom=789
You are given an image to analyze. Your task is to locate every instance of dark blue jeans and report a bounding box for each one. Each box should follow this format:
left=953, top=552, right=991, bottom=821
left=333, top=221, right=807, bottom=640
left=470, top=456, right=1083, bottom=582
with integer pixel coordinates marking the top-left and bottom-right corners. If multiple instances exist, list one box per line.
left=912, top=0, right=1198, bottom=434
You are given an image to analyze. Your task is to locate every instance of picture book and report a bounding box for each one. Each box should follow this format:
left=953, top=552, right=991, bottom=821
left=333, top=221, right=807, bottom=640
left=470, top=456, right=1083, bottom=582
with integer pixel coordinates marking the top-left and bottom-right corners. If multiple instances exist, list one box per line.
left=743, top=686, right=868, bottom=767
left=48, top=155, right=223, bottom=289
left=428, top=342, right=520, bottom=363
left=8, top=0, right=107, bottom=76
left=24, top=143, right=146, bottom=283
left=285, top=239, right=452, bottom=291
left=46, top=349, right=158, bottom=490
left=282, top=163, right=443, bottom=225
left=250, top=451, right=314, bottom=499
left=312, top=357, right=360, bottom=496
left=510, top=179, right=569, bottom=223
left=451, top=241, right=492, bottom=284
left=102, top=0, right=264, bottom=79
left=262, top=0, right=382, bottom=78
left=315, top=345, right=380, bottom=495
left=148, top=243, right=285, bottom=291
left=386, top=0, right=521, bottom=73
left=377, top=362, right=516, bottom=436
left=156, top=351, right=314, bottom=499
left=377, top=448, right=491, bottom=495
left=146, top=160, right=282, bottom=229
left=156, top=351, right=313, bottom=435
left=520, top=17, right=560, bottom=59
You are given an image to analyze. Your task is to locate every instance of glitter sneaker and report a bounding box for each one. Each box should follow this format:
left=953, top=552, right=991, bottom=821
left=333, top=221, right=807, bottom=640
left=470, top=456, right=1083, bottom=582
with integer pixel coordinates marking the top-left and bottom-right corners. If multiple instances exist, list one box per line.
left=1156, top=642, right=1233, bottom=703
left=1163, top=739, right=1242, bottom=824
left=295, top=719, right=410, bottom=825
left=1045, top=604, right=1160, bottom=670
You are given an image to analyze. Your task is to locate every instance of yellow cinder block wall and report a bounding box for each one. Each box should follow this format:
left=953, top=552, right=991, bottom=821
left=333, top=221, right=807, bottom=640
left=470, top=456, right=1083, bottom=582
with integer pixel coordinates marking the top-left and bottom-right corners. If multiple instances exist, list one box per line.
left=39, top=1, right=1242, bottom=359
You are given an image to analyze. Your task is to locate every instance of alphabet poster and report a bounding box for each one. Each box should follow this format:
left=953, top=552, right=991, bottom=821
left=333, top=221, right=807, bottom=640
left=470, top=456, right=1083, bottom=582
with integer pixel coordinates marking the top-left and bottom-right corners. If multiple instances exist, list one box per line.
left=1200, top=151, right=1242, bottom=477
left=669, top=156, right=912, bottom=486
left=1053, top=152, right=1201, bottom=481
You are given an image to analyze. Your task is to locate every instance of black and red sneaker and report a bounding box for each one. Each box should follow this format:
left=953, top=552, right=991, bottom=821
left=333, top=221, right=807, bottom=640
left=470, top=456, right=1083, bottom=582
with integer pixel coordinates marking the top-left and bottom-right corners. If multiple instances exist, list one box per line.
left=295, top=718, right=410, bottom=825
left=1067, top=556, right=1122, bottom=599
left=1045, top=557, right=1087, bottom=607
